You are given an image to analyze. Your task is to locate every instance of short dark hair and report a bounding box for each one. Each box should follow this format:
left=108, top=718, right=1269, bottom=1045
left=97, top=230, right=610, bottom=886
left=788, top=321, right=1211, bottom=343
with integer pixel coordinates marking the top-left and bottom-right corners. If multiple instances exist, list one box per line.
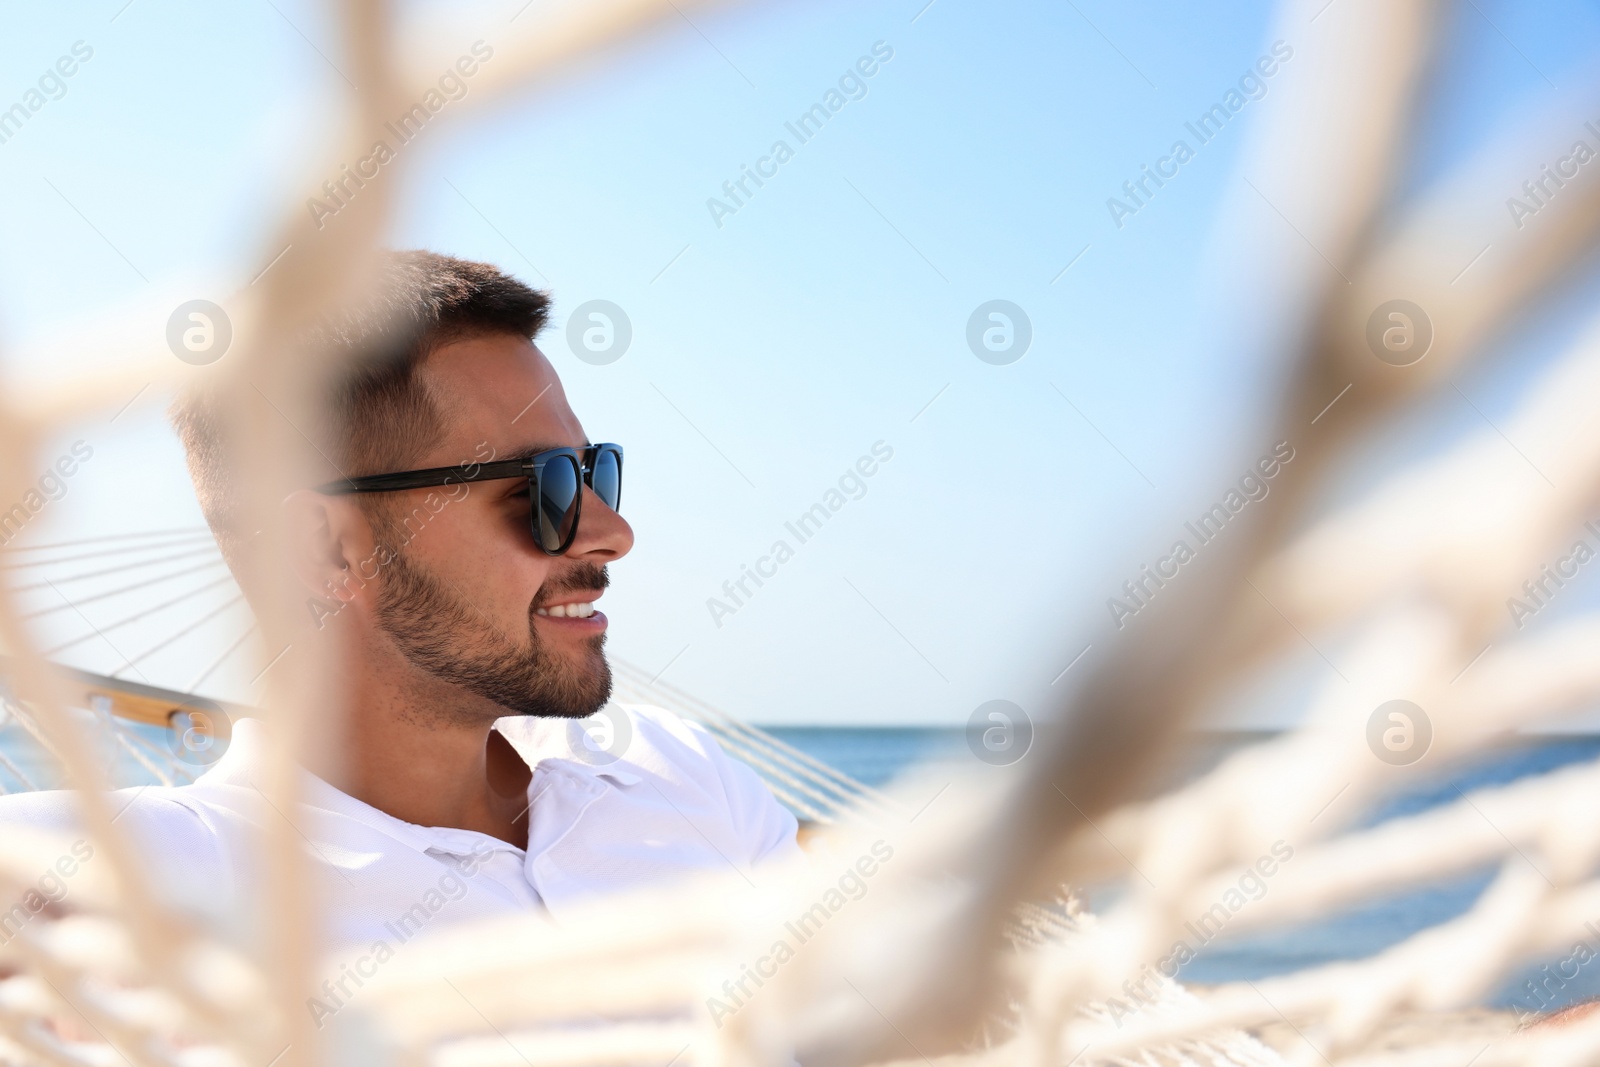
left=171, top=250, right=549, bottom=574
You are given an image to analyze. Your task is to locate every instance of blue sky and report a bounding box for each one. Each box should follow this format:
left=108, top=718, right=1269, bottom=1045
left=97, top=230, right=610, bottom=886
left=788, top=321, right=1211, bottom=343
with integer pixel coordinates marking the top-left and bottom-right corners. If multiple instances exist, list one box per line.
left=2, top=0, right=1598, bottom=725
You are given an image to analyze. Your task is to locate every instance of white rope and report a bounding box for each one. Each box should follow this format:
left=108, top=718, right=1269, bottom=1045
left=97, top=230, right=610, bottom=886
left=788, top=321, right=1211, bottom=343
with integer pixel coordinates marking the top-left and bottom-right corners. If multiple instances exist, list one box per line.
left=0, top=697, right=62, bottom=768
left=610, top=675, right=852, bottom=822
left=5, top=0, right=1600, bottom=1064
left=612, top=660, right=902, bottom=819
left=0, top=532, right=219, bottom=571
left=9, top=546, right=225, bottom=595
left=89, top=701, right=173, bottom=789
left=19, top=557, right=231, bottom=620
left=0, top=527, right=211, bottom=554
left=0, top=744, right=34, bottom=793
left=41, top=575, right=239, bottom=658
left=615, top=657, right=897, bottom=806
left=182, top=621, right=258, bottom=694
left=107, top=594, right=248, bottom=679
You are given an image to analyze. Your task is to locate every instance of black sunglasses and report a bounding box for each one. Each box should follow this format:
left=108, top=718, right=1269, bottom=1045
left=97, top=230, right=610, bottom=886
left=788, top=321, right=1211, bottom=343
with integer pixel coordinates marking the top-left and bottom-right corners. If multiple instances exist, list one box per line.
left=317, top=443, right=623, bottom=556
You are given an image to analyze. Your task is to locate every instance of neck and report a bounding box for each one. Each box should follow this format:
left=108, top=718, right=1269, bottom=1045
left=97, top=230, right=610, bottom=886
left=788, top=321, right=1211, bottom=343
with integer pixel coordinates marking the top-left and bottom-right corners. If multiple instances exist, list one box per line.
left=303, top=632, right=532, bottom=848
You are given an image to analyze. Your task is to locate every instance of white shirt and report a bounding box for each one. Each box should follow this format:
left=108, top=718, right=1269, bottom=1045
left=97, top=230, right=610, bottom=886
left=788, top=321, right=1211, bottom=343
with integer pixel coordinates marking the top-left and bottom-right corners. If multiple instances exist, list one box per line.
left=0, top=705, right=801, bottom=956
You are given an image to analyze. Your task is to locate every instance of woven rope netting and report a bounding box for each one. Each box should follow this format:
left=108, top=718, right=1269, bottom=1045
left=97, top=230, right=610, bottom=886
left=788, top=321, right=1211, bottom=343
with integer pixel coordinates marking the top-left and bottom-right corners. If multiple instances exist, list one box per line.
left=2, top=0, right=1600, bottom=1064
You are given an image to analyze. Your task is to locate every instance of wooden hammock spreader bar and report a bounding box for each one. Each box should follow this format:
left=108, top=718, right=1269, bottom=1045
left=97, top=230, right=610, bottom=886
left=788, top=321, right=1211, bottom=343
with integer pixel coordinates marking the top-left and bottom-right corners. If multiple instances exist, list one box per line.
left=0, top=658, right=239, bottom=742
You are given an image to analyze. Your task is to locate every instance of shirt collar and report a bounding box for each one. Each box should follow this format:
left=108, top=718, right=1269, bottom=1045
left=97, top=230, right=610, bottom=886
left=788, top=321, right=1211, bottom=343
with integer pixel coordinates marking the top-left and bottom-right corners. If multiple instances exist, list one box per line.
left=196, top=715, right=641, bottom=860
left=490, top=714, right=643, bottom=787
left=204, top=716, right=642, bottom=786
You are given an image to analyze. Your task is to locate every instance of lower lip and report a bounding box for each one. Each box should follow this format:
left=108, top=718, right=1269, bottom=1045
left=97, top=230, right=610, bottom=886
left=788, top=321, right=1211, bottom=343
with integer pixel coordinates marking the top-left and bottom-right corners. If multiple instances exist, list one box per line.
left=534, top=609, right=607, bottom=634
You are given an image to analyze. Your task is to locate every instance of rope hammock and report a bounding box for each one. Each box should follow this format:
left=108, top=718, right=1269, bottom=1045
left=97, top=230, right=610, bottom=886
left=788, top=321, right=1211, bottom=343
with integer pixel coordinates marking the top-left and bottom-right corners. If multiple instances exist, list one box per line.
left=2, top=0, right=1599, bottom=1064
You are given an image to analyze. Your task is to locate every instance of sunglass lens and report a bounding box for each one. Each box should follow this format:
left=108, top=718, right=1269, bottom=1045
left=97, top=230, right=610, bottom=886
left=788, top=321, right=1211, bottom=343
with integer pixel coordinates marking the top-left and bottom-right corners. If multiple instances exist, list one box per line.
left=536, top=455, right=581, bottom=552
left=591, top=448, right=622, bottom=512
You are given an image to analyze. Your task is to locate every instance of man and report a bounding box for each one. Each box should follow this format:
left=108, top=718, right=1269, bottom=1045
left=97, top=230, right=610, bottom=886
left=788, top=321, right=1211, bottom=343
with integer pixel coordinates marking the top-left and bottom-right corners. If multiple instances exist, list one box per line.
left=0, top=250, right=799, bottom=963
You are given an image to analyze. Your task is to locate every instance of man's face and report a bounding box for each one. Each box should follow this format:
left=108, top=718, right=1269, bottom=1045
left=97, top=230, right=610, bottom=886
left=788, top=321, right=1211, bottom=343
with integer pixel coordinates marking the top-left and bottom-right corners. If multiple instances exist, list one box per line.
left=363, top=332, right=633, bottom=724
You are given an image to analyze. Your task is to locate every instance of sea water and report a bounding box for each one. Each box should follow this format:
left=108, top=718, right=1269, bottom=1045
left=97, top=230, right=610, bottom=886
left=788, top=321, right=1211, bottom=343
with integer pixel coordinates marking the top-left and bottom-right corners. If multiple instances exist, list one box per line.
left=769, top=726, right=1600, bottom=1015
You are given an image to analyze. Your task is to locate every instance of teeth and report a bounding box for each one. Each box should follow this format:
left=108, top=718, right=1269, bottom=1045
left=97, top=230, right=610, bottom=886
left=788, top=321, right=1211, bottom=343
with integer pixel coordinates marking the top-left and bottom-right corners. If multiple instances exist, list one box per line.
left=536, top=601, right=595, bottom=619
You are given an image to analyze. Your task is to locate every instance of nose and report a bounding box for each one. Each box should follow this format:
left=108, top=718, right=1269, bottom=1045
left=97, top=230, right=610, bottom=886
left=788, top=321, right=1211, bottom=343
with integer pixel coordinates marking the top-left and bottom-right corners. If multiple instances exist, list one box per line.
left=566, top=483, right=633, bottom=562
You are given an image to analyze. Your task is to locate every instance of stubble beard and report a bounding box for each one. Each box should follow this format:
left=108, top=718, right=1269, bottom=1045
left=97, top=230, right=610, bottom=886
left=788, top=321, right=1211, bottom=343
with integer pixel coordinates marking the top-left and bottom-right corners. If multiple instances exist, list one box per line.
left=373, top=547, right=612, bottom=726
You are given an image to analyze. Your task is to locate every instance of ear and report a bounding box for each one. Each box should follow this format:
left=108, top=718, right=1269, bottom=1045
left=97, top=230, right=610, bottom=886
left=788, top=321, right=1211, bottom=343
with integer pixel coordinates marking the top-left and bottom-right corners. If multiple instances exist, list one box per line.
left=281, top=489, right=377, bottom=610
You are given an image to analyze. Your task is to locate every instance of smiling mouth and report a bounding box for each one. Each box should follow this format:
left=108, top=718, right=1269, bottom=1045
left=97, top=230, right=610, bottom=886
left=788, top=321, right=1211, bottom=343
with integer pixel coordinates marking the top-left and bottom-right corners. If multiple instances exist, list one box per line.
left=534, top=601, right=597, bottom=619
left=533, top=588, right=604, bottom=620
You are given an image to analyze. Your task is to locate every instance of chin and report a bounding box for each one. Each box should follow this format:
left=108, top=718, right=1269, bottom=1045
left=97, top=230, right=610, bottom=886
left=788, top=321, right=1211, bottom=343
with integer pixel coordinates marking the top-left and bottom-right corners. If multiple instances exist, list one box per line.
left=536, top=638, right=613, bottom=719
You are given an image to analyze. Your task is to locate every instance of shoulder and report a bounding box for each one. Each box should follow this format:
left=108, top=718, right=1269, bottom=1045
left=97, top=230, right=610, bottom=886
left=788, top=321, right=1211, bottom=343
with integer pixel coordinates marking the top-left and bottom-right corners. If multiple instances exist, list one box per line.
left=0, top=784, right=254, bottom=921
left=0, top=785, right=84, bottom=829
left=0, top=782, right=236, bottom=846
left=0, top=784, right=203, bottom=832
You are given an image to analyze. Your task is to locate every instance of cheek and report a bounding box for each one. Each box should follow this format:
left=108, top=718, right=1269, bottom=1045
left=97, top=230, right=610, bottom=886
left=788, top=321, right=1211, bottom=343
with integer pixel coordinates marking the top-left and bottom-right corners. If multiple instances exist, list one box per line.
left=507, top=560, right=558, bottom=612
left=448, top=556, right=555, bottom=636
left=428, top=502, right=556, bottom=607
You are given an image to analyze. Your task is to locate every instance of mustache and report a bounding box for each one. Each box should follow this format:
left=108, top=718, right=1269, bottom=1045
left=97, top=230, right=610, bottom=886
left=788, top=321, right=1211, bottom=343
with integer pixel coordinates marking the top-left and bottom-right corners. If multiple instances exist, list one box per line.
left=533, top=563, right=609, bottom=608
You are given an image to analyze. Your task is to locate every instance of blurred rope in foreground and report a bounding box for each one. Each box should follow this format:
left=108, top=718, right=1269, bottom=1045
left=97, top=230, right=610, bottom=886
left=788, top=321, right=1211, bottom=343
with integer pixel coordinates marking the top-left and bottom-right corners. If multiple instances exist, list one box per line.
left=4, top=0, right=1600, bottom=1064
